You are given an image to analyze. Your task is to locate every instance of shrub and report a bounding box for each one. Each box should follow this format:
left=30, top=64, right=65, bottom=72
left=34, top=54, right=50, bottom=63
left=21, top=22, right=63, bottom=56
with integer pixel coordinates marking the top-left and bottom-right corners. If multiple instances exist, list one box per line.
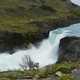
left=59, top=75, right=75, bottom=80
left=55, top=66, right=72, bottom=73
left=19, top=55, right=39, bottom=70
left=53, top=63, right=75, bottom=74
left=37, top=70, right=47, bottom=78
left=25, top=69, right=39, bottom=77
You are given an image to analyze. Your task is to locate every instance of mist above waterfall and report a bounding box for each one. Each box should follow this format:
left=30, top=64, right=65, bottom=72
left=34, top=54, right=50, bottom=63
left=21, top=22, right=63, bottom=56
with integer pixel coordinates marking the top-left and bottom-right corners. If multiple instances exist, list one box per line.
left=0, top=23, right=80, bottom=71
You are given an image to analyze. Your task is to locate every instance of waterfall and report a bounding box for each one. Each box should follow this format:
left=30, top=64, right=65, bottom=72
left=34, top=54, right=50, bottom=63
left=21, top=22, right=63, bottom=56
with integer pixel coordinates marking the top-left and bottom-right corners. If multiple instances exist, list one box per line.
left=0, top=23, right=80, bottom=71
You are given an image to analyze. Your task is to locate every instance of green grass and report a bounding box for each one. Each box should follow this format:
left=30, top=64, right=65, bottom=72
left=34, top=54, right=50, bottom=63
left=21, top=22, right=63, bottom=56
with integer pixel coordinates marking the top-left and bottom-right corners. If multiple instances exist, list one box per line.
left=52, top=63, right=76, bottom=73
left=0, top=62, right=79, bottom=80
left=59, top=75, right=75, bottom=80
left=0, top=0, right=79, bottom=33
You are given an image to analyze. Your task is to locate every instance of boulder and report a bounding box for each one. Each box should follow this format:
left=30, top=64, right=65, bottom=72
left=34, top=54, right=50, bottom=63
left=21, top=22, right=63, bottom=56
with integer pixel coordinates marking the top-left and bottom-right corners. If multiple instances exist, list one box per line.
left=55, top=71, right=63, bottom=77
left=57, top=37, right=80, bottom=63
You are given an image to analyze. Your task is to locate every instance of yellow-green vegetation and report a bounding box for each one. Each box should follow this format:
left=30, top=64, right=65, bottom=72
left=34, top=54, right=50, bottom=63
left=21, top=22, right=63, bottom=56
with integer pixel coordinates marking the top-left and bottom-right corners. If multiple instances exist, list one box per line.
left=0, top=71, right=23, bottom=80
left=59, top=75, right=75, bottom=80
left=52, top=62, right=76, bottom=73
left=0, top=62, right=79, bottom=80
left=0, top=0, right=80, bottom=33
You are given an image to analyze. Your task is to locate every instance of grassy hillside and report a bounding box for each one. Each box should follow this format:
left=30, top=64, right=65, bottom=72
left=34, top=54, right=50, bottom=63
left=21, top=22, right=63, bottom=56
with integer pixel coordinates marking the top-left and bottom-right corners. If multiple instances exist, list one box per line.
left=0, top=0, right=80, bottom=33
left=0, top=0, right=80, bottom=53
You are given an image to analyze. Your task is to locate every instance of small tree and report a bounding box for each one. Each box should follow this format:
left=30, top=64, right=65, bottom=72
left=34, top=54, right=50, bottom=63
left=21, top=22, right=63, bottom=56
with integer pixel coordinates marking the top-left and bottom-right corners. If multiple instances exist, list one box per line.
left=19, top=55, right=39, bottom=70
left=19, top=55, right=34, bottom=70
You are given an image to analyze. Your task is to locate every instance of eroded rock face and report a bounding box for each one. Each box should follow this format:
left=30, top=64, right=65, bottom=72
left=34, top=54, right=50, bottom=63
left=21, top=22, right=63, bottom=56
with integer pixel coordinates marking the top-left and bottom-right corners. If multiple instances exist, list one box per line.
left=58, top=37, right=80, bottom=63
left=0, top=31, right=25, bottom=53
left=0, top=30, right=49, bottom=54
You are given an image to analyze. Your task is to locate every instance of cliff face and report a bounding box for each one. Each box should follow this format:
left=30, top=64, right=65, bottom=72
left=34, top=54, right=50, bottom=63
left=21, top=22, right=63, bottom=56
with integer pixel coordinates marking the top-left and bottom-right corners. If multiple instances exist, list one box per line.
left=58, top=37, right=80, bottom=63
left=0, top=0, right=80, bottom=53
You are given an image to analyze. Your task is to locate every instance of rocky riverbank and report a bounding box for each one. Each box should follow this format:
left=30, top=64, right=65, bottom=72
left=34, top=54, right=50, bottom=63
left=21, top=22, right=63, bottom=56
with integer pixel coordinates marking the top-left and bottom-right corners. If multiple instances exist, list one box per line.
left=58, top=36, right=80, bottom=63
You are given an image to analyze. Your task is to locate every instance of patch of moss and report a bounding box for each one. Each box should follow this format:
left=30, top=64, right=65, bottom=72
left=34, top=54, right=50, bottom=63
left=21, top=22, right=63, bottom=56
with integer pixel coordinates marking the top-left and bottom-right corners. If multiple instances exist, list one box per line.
left=59, top=75, right=75, bottom=80
left=53, top=63, right=75, bottom=73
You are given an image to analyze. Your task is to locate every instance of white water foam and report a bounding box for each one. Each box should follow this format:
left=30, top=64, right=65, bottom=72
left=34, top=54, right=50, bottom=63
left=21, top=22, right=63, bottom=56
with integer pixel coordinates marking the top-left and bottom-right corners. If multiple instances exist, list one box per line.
left=0, top=23, right=80, bottom=71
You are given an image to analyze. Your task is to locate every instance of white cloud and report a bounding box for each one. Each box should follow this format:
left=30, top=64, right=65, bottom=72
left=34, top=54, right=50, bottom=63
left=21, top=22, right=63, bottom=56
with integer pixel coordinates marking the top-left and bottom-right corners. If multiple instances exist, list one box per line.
left=71, top=0, right=80, bottom=6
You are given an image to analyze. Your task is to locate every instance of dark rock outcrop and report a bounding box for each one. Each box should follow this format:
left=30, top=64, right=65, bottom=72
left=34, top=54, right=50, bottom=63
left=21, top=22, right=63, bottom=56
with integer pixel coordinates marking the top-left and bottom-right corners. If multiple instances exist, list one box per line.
left=58, top=37, right=80, bottom=63
left=0, top=30, right=49, bottom=54
left=0, top=31, right=25, bottom=53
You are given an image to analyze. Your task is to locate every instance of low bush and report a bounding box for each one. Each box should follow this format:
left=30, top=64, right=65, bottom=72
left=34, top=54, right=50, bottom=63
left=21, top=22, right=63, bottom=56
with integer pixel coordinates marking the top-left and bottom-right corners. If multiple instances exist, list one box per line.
left=53, top=63, right=75, bottom=73
left=59, top=75, right=75, bottom=80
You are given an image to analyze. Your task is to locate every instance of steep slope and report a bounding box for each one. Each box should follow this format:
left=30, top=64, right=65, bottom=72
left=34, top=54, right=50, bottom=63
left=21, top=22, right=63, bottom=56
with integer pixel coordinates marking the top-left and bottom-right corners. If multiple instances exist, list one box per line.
left=0, top=0, right=80, bottom=53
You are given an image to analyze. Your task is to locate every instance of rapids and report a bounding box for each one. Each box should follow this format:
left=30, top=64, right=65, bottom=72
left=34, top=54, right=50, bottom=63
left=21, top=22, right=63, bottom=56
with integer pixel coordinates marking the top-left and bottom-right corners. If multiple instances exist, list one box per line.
left=0, top=23, right=80, bottom=71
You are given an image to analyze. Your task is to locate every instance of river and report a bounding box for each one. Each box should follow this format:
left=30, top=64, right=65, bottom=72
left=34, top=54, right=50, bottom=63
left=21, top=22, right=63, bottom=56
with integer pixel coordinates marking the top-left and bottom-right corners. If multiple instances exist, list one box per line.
left=0, top=23, right=80, bottom=71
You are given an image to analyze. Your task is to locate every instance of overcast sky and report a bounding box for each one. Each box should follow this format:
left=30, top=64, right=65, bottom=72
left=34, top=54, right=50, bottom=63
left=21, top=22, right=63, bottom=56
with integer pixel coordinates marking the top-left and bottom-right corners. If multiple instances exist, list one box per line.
left=71, top=0, right=80, bottom=6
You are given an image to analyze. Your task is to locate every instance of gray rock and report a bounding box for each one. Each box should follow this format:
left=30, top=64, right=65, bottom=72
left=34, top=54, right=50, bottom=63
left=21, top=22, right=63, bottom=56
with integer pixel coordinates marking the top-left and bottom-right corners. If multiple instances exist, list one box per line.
left=55, top=71, right=63, bottom=77
left=71, top=69, right=80, bottom=80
